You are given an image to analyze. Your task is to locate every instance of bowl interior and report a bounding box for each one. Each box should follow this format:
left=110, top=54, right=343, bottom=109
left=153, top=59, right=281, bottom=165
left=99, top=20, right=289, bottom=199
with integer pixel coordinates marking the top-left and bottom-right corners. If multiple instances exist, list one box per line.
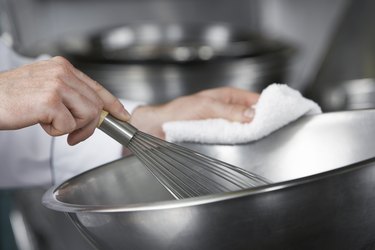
left=55, top=156, right=175, bottom=206
left=52, top=110, right=375, bottom=208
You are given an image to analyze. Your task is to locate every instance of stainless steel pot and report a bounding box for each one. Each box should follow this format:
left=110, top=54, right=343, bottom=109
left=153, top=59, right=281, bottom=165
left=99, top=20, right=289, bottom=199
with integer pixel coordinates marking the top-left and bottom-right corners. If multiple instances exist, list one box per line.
left=43, top=109, right=375, bottom=249
left=60, top=23, right=289, bottom=63
left=320, top=78, right=375, bottom=111
left=59, top=23, right=293, bottom=103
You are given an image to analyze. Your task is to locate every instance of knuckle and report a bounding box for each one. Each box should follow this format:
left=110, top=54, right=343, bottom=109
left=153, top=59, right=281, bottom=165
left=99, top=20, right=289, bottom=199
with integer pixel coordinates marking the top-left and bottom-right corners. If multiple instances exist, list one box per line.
left=52, top=56, right=70, bottom=66
left=87, top=102, right=102, bottom=119
left=196, top=96, right=212, bottom=108
left=55, top=64, right=70, bottom=77
left=92, top=80, right=105, bottom=92
left=41, top=82, right=69, bottom=109
left=42, top=90, right=62, bottom=108
left=50, top=58, right=72, bottom=76
left=97, top=98, right=104, bottom=109
left=89, top=94, right=104, bottom=112
left=92, top=105, right=102, bottom=118
left=46, top=65, right=67, bottom=81
left=49, top=78, right=67, bottom=93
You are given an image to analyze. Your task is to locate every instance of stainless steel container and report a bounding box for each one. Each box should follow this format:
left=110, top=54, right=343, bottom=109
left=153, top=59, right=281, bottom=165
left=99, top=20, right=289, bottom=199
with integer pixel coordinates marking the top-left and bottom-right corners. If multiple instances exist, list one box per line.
left=43, top=109, right=375, bottom=249
left=59, top=23, right=293, bottom=103
left=321, top=78, right=375, bottom=111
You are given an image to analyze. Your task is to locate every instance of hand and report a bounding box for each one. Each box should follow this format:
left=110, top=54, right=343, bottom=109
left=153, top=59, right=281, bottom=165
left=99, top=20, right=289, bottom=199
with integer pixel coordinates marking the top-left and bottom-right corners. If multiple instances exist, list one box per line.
left=0, top=56, right=129, bottom=145
left=130, top=87, right=259, bottom=138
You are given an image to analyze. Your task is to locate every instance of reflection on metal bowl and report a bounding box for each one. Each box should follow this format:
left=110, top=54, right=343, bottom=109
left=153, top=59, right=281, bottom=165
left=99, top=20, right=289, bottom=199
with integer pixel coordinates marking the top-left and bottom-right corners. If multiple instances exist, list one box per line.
left=59, top=23, right=293, bottom=103
left=43, top=109, right=375, bottom=249
left=322, top=78, right=375, bottom=111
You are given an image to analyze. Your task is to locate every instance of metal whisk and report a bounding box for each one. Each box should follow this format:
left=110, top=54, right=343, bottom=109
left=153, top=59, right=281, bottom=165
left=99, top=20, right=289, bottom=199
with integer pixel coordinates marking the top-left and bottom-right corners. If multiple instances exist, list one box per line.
left=99, top=112, right=270, bottom=199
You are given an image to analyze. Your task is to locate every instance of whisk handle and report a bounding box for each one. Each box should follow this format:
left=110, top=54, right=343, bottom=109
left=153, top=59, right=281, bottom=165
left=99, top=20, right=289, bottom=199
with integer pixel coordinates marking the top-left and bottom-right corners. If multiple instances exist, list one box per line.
left=98, top=111, right=138, bottom=146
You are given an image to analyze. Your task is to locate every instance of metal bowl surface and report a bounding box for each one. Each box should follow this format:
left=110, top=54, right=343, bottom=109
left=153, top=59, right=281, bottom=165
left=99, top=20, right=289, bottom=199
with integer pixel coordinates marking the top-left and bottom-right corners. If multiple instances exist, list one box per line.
left=43, top=110, right=375, bottom=249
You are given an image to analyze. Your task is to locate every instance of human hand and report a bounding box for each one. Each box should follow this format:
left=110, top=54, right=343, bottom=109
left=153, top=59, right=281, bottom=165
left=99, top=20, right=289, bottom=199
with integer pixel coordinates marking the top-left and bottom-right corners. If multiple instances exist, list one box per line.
left=0, top=56, right=129, bottom=145
left=130, top=87, right=260, bottom=138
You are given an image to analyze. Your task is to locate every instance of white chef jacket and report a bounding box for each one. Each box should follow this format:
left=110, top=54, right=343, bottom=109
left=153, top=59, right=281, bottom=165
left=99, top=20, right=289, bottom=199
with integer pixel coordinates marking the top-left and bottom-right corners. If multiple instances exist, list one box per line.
left=0, top=39, right=142, bottom=188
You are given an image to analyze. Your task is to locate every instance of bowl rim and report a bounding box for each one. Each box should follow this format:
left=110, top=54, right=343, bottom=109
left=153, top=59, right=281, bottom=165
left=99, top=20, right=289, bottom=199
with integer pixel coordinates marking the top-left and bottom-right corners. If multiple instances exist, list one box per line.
left=42, top=156, right=375, bottom=213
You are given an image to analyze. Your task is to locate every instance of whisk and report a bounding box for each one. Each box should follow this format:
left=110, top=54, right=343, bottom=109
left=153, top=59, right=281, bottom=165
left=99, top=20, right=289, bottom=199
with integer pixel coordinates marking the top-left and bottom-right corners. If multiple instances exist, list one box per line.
left=99, top=111, right=270, bottom=199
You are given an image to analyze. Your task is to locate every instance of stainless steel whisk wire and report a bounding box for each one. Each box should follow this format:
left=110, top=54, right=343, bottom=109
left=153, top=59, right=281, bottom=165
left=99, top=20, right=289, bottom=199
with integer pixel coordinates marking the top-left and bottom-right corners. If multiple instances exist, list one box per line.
left=99, top=113, right=270, bottom=199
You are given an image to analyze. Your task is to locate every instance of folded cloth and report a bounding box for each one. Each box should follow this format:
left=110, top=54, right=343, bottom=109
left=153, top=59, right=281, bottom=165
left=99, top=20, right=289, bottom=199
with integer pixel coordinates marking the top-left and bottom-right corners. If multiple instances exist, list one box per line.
left=162, top=84, right=322, bottom=144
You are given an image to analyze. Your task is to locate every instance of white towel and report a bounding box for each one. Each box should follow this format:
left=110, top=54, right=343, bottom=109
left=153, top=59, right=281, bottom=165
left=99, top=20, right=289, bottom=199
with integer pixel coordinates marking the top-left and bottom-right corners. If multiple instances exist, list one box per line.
left=162, top=84, right=322, bottom=144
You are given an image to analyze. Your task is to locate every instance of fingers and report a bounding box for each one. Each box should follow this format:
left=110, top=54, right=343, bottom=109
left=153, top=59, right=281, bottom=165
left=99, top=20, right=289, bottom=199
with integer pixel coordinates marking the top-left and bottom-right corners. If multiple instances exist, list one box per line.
left=67, top=118, right=98, bottom=145
left=48, top=56, right=130, bottom=144
left=40, top=102, right=76, bottom=136
left=197, top=87, right=260, bottom=107
left=195, top=87, right=259, bottom=123
left=36, top=81, right=100, bottom=142
left=51, top=56, right=130, bottom=122
left=204, top=99, right=256, bottom=123
left=0, top=57, right=128, bottom=145
left=73, top=67, right=130, bottom=121
left=60, top=85, right=102, bottom=144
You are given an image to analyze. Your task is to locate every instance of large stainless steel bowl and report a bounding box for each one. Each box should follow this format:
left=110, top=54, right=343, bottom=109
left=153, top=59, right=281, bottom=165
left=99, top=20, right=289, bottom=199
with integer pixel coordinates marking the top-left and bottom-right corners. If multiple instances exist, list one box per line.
left=59, top=23, right=293, bottom=104
left=43, top=109, right=375, bottom=249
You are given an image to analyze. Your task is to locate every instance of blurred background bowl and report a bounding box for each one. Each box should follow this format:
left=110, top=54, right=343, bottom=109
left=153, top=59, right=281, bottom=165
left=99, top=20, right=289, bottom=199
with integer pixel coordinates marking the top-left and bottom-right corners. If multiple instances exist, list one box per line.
left=58, top=22, right=293, bottom=103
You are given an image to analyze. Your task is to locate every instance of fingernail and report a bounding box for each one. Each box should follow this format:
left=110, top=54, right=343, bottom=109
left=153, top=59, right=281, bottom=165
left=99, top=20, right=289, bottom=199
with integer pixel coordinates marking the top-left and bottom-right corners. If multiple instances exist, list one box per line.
left=119, top=113, right=131, bottom=121
left=243, top=108, right=255, bottom=121
left=120, top=105, right=131, bottom=120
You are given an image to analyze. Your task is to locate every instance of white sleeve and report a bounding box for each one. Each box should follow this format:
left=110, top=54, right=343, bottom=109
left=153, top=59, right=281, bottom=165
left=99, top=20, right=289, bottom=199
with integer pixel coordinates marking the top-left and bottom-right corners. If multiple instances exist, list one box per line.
left=0, top=126, right=53, bottom=188
left=52, top=130, right=123, bottom=185
left=0, top=99, right=144, bottom=188
left=0, top=40, right=53, bottom=188
left=0, top=38, right=50, bottom=72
